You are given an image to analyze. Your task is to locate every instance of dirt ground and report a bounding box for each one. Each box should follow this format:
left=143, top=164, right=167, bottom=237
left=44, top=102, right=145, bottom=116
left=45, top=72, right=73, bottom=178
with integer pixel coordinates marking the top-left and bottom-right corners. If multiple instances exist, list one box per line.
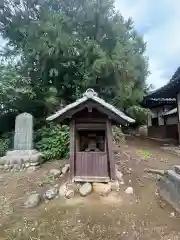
left=1, top=136, right=180, bottom=240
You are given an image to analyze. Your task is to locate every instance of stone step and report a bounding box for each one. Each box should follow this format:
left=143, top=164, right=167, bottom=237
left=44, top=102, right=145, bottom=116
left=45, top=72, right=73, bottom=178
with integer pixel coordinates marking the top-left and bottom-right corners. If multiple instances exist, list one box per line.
left=174, top=165, right=180, bottom=175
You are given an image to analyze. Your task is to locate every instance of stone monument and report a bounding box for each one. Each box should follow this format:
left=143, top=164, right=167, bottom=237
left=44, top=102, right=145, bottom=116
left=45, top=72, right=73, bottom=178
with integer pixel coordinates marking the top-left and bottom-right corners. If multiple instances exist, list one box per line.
left=0, top=113, right=43, bottom=171
left=14, top=113, right=33, bottom=150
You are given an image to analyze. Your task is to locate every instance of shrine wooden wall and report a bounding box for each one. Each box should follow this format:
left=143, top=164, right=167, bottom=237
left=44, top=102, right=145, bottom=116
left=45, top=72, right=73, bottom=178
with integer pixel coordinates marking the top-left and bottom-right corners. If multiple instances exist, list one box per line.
left=69, top=108, right=116, bottom=182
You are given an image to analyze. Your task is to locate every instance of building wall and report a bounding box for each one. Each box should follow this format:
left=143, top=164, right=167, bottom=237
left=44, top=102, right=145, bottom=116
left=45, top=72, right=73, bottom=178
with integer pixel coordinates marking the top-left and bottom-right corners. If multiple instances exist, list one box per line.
left=148, top=124, right=178, bottom=141
left=148, top=106, right=178, bottom=141
left=148, top=106, right=165, bottom=127
left=166, top=115, right=178, bottom=125
left=177, top=93, right=180, bottom=121
left=146, top=91, right=180, bottom=143
left=148, top=125, right=167, bottom=139
left=157, top=107, right=165, bottom=125
left=151, top=108, right=158, bottom=118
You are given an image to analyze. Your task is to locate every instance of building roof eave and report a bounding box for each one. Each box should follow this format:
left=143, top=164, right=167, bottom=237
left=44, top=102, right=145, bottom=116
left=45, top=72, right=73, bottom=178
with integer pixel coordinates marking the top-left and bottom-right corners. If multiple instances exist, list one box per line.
left=145, top=77, right=180, bottom=99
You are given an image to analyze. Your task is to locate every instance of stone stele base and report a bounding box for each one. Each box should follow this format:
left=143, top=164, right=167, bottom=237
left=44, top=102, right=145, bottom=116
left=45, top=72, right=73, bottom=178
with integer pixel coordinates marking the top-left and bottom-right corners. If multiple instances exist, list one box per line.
left=0, top=150, right=43, bottom=171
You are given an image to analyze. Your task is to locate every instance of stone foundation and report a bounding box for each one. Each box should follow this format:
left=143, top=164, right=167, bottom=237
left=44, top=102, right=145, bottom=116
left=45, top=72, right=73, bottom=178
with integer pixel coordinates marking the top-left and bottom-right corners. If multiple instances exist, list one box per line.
left=0, top=150, right=43, bottom=172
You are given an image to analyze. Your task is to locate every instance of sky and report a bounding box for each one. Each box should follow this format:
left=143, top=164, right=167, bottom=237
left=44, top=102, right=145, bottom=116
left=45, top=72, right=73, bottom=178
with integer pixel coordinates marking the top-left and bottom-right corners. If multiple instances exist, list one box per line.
left=0, top=1, right=179, bottom=89
left=115, top=0, right=180, bottom=89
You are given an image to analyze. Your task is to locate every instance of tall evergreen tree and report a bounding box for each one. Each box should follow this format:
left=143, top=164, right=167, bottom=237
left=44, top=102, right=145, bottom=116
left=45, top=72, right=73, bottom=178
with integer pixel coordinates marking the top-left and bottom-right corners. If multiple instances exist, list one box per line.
left=0, top=0, right=149, bottom=126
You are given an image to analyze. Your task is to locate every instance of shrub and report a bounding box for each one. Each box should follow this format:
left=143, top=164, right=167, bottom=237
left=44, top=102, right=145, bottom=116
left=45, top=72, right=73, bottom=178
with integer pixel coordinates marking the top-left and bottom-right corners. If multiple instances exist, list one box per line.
left=0, top=133, right=13, bottom=157
left=35, top=123, right=69, bottom=161
left=112, top=126, right=126, bottom=145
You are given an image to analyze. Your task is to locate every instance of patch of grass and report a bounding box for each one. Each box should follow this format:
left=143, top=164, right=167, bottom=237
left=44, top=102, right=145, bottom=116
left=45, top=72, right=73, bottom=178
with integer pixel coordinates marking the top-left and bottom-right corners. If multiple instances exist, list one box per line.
left=137, top=150, right=152, bottom=160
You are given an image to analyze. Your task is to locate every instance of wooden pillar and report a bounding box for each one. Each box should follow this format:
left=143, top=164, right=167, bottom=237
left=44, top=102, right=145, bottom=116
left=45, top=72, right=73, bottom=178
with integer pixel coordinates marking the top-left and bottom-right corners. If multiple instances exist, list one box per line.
left=106, top=120, right=115, bottom=180
left=147, top=113, right=152, bottom=127
left=176, top=93, right=180, bottom=143
left=69, top=119, right=75, bottom=180
left=164, top=116, right=167, bottom=126
left=157, top=107, right=165, bottom=126
left=147, top=112, right=152, bottom=137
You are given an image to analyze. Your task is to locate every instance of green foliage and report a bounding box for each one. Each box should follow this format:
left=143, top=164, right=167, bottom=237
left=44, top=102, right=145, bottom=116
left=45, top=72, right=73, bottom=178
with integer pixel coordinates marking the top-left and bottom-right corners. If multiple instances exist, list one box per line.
left=126, top=105, right=151, bottom=125
left=0, top=133, right=12, bottom=157
left=36, top=123, right=69, bottom=161
left=0, top=0, right=150, bottom=130
left=112, top=126, right=126, bottom=145
left=0, top=63, right=34, bottom=115
left=0, top=138, right=9, bottom=157
left=137, top=150, right=152, bottom=160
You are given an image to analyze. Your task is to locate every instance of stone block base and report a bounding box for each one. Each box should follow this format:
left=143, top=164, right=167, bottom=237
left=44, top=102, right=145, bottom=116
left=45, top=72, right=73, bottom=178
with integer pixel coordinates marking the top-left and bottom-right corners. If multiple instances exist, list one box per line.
left=0, top=150, right=43, bottom=172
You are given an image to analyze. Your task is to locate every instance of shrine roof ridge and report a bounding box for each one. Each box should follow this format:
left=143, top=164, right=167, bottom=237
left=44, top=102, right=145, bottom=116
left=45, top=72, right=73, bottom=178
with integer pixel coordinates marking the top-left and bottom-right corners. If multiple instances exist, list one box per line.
left=46, top=89, right=135, bottom=124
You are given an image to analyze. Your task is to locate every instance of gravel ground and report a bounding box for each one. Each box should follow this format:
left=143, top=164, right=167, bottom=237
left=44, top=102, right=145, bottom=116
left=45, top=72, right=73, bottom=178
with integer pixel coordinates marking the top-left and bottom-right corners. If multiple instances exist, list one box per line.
left=0, top=137, right=180, bottom=240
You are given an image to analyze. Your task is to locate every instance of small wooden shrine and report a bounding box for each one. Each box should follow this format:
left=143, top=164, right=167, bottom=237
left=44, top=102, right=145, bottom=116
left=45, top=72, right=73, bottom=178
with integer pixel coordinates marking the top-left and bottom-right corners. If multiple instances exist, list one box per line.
left=47, top=89, right=135, bottom=182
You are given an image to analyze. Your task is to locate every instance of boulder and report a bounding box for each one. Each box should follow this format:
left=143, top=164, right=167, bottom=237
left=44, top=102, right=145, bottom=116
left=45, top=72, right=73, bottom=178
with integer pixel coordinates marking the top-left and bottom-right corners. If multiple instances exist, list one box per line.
left=24, top=193, right=41, bottom=208
left=138, top=125, right=148, bottom=137
left=43, top=188, right=58, bottom=200
left=30, top=153, right=43, bottom=163
left=25, top=163, right=30, bottom=168
left=127, top=168, right=132, bottom=174
left=65, top=189, right=75, bottom=199
left=125, top=187, right=134, bottom=195
left=116, top=169, right=123, bottom=181
left=27, top=166, right=39, bottom=172
left=50, top=169, right=61, bottom=178
left=174, top=165, right=180, bottom=175
left=0, top=150, right=43, bottom=167
left=93, top=183, right=111, bottom=196
left=108, top=181, right=120, bottom=191
left=4, top=164, right=9, bottom=171
left=23, top=156, right=31, bottom=163
left=9, top=157, right=24, bottom=165
left=0, top=156, right=6, bottom=165
left=59, top=183, right=67, bottom=197
left=30, top=162, right=40, bottom=166
left=79, top=183, right=92, bottom=196
left=14, top=164, right=21, bottom=171
left=62, top=164, right=70, bottom=175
